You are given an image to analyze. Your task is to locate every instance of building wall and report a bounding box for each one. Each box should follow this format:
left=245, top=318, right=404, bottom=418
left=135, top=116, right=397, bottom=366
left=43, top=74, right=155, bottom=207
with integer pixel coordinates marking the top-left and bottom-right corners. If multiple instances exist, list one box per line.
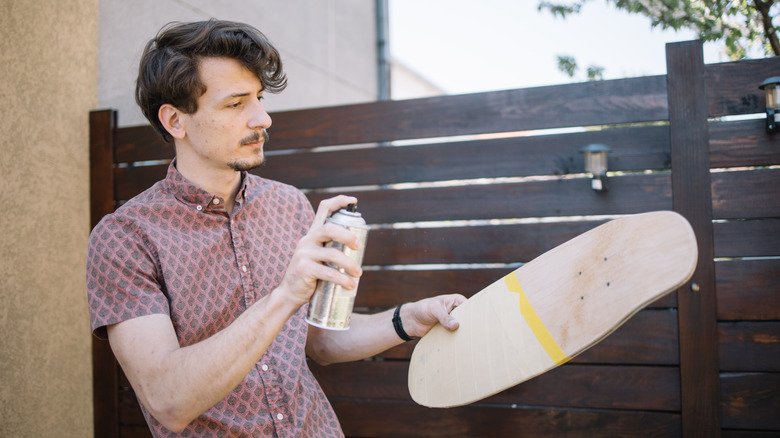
left=98, top=0, right=379, bottom=127
left=391, top=57, right=446, bottom=100
left=0, top=1, right=99, bottom=437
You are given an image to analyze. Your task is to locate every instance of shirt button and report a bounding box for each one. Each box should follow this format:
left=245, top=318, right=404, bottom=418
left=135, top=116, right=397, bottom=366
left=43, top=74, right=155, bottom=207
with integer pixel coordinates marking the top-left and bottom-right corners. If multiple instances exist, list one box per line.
left=196, top=205, right=203, bottom=211
left=213, top=198, right=220, bottom=205
left=261, top=364, right=269, bottom=371
left=241, top=266, right=248, bottom=272
left=276, top=413, right=284, bottom=421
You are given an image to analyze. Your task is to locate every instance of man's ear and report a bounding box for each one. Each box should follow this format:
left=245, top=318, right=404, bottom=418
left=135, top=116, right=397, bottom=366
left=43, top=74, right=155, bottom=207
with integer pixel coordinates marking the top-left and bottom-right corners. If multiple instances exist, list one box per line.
left=158, top=104, right=186, bottom=140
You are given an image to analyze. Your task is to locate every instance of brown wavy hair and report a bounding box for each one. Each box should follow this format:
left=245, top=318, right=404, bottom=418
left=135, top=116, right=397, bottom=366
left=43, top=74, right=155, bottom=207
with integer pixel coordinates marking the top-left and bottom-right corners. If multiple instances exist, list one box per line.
left=135, top=19, right=287, bottom=142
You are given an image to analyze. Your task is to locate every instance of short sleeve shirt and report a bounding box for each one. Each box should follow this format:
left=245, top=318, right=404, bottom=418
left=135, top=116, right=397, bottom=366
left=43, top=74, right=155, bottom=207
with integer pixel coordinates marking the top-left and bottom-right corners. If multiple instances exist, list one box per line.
left=86, top=162, right=343, bottom=437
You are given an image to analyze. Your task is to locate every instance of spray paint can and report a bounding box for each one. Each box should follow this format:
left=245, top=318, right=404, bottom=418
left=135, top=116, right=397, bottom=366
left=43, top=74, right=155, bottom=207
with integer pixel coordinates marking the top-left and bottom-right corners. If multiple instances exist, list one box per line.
left=306, top=203, right=369, bottom=330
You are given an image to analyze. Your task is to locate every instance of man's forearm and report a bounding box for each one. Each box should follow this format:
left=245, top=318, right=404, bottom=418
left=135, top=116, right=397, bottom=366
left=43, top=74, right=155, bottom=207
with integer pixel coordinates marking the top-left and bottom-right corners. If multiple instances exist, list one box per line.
left=306, top=294, right=465, bottom=366
left=108, top=287, right=301, bottom=432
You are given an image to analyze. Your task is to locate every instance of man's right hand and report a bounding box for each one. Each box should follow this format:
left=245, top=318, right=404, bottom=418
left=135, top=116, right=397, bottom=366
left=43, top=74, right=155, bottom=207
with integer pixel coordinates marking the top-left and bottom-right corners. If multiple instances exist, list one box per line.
left=276, top=195, right=364, bottom=307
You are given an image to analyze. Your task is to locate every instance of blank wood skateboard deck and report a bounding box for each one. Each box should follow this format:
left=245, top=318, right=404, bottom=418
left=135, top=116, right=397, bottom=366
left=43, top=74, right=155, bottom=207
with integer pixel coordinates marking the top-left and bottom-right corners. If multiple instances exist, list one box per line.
left=408, top=211, right=697, bottom=408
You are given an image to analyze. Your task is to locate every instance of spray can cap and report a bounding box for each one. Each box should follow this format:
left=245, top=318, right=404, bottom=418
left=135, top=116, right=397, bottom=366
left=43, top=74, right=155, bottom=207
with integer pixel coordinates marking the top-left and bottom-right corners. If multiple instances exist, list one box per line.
left=346, top=203, right=357, bottom=213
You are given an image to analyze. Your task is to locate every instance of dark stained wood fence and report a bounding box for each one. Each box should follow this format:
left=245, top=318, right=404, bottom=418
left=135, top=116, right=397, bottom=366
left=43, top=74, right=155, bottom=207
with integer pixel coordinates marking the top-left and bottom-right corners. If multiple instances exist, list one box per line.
left=89, top=40, right=780, bottom=437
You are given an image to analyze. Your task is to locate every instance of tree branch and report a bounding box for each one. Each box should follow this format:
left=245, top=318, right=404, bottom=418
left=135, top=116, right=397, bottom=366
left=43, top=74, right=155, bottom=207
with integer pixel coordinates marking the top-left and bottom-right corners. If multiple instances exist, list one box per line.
left=754, top=0, right=780, bottom=55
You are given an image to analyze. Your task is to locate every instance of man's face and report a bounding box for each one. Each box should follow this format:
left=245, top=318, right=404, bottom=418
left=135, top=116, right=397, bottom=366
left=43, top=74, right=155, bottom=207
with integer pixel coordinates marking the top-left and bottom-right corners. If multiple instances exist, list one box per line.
left=176, top=57, right=271, bottom=173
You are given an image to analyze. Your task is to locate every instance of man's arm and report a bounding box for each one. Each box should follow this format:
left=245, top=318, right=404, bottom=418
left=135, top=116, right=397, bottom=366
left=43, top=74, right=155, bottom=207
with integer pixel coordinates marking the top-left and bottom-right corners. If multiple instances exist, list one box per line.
left=108, top=291, right=300, bottom=432
left=306, top=293, right=466, bottom=365
left=107, top=196, right=361, bottom=432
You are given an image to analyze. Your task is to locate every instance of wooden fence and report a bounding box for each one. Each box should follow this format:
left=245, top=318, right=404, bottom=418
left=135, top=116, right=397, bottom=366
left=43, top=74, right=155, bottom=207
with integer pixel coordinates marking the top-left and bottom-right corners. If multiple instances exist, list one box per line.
left=90, top=40, right=779, bottom=437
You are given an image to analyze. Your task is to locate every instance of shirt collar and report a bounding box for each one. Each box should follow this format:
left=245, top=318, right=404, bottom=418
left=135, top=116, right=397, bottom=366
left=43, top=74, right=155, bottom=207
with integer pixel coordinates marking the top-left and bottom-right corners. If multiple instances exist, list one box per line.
left=163, top=159, right=248, bottom=211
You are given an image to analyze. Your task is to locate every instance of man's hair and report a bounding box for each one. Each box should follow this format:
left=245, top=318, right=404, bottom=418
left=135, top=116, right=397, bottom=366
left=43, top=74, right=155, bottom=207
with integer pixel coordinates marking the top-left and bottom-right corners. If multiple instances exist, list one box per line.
left=136, top=19, right=287, bottom=142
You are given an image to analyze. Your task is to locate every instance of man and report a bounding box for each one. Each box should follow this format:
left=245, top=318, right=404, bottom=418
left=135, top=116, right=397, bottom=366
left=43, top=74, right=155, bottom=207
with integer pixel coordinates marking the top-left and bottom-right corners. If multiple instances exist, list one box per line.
left=86, top=19, right=465, bottom=437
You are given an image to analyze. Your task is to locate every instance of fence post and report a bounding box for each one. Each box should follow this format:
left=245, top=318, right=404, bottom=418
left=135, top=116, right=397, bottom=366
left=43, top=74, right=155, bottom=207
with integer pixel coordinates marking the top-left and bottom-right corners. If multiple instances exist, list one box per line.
left=666, top=40, right=722, bottom=437
left=89, top=109, right=120, bottom=438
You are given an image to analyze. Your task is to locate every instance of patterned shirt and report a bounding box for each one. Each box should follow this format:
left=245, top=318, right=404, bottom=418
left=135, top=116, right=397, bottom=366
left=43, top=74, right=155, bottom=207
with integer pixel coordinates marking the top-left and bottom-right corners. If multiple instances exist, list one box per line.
left=86, top=162, right=343, bottom=437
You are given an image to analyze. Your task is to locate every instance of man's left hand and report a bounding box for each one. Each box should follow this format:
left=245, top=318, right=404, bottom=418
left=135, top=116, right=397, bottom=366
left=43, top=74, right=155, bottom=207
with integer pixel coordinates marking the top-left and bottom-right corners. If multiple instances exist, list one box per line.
left=400, top=294, right=467, bottom=338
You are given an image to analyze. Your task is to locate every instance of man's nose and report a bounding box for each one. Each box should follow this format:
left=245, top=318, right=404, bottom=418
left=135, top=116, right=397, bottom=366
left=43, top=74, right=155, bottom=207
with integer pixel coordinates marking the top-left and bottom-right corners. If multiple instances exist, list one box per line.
left=249, top=100, right=272, bottom=130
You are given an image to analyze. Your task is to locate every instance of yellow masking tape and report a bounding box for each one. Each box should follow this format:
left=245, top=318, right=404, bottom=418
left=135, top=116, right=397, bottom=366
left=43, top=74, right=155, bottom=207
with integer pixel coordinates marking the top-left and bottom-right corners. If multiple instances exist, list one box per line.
left=505, top=272, right=571, bottom=365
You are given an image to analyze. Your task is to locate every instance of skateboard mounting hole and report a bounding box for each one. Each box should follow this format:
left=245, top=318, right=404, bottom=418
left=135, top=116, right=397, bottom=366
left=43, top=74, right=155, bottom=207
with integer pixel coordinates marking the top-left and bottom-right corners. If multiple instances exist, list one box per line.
left=604, top=257, right=608, bottom=262
left=580, top=296, right=584, bottom=300
left=606, top=282, right=611, bottom=287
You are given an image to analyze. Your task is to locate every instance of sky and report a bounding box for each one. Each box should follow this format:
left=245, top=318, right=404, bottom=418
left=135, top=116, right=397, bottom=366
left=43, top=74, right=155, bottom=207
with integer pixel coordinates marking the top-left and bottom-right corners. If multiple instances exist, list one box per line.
left=388, top=0, right=728, bottom=96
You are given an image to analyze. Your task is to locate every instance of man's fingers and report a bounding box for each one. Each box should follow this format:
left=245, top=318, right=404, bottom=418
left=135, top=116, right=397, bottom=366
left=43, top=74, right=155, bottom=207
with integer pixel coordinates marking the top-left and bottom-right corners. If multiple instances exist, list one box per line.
left=313, top=195, right=357, bottom=226
left=436, top=294, right=466, bottom=330
left=309, top=260, right=359, bottom=290
left=451, top=294, right=467, bottom=308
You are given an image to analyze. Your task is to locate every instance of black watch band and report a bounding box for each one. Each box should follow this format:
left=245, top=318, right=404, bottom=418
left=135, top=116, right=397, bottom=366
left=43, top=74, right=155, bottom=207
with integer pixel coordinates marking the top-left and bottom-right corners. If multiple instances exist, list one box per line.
left=392, top=304, right=415, bottom=341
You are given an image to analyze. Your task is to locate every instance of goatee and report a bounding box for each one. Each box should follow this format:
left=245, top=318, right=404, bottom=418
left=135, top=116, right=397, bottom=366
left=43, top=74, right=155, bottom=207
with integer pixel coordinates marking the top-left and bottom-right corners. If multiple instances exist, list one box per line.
left=230, top=130, right=269, bottom=171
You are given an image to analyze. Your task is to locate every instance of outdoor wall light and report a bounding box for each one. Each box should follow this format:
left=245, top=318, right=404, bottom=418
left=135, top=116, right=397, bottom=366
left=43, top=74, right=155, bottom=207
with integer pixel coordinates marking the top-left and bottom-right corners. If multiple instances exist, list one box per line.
left=580, top=143, right=611, bottom=192
left=759, top=77, right=780, bottom=133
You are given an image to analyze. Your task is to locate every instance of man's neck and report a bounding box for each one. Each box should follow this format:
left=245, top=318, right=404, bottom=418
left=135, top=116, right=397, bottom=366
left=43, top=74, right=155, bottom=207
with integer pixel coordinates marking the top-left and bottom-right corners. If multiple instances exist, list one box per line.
left=174, top=154, right=242, bottom=214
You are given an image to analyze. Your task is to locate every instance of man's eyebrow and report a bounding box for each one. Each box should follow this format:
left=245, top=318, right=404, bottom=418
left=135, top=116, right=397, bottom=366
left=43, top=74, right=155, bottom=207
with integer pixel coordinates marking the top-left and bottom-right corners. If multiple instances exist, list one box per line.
left=221, top=90, right=264, bottom=100
left=224, top=92, right=251, bottom=99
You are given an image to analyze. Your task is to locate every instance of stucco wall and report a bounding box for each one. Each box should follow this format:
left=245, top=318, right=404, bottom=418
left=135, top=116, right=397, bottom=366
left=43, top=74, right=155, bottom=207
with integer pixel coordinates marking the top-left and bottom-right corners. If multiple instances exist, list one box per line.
left=98, top=0, right=378, bottom=127
left=0, top=1, right=98, bottom=437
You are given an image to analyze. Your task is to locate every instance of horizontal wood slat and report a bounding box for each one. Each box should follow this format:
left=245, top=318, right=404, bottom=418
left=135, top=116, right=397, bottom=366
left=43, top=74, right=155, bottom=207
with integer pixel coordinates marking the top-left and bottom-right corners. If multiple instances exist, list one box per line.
left=711, top=168, right=780, bottom=220
left=714, top=219, right=780, bottom=258
left=268, top=76, right=669, bottom=150
left=357, top=267, right=512, bottom=305
left=484, top=364, right=681, bottom=411
left=312, top=361, right=680, bottom=411
left=330, top=400, right=681, bottom=438
left=720, top=372, right=780, bottom=431
left=709, top=118, right=780, bottom=169
left=114, top=125, right=172, bottom=163
left=309, top=173, right=672, bottom=225
left=704, top=57, right=780, bottom=118
left=718, top=322, right=780, bottom=372
left=716, top=259, right=780, bottom=321
left=362, top=221, right=601, bottom=266
left=573, top=309, right=679, bottom=365
left=261, top=125, right=670, bottom=190
left=114, top=164, right=168, bottom=202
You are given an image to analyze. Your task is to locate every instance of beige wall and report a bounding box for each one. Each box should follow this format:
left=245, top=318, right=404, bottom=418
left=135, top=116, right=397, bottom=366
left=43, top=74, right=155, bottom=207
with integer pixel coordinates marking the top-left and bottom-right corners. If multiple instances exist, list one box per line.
left=0, top=1, right=98, bottom=437
left=98, top=0, right=378, bottom=127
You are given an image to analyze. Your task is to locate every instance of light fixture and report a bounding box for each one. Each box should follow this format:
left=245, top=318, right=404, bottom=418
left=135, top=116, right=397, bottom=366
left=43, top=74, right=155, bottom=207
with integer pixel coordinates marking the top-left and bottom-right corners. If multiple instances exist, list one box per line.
left=580, top=143, right=611, bottom=192
left=759, top=76, right=780, bottom=133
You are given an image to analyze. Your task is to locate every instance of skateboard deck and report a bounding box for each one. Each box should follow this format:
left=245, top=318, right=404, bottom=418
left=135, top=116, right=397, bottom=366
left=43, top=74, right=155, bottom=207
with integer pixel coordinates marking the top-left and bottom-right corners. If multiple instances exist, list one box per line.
left=408, top=211, right=697, bottom=408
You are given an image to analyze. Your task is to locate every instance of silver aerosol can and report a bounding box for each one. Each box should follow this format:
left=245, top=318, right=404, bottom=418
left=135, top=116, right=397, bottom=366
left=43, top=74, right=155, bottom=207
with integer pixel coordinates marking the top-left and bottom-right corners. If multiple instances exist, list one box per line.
left=306, top=203, right=369, bottom=330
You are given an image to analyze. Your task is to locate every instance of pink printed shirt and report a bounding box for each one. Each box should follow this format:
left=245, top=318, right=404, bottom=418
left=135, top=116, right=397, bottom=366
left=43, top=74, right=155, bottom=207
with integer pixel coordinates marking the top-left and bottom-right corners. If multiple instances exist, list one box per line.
left=86, top=162, right=343, bottom=437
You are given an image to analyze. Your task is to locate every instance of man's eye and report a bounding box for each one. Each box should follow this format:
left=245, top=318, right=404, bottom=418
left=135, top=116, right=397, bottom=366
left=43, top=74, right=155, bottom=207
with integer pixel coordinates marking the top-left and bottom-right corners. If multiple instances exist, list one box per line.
left=228, top=101, right=241, bottom=108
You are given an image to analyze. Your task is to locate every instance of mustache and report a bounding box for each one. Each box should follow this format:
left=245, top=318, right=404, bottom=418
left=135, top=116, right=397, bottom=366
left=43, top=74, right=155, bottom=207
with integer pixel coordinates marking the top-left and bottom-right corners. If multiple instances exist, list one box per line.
left=240, top=130, right=269, bottom=146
